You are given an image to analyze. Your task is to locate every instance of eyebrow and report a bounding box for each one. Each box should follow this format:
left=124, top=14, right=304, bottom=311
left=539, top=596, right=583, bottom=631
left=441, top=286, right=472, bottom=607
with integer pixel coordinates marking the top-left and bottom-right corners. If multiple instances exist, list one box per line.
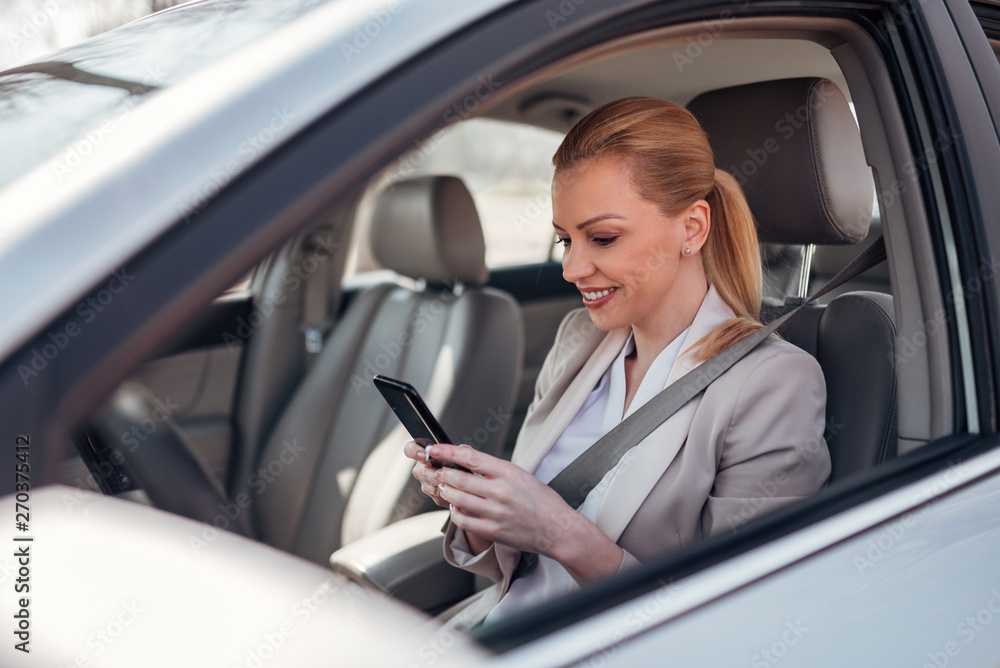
left=552, top=213, right=627, bottom=232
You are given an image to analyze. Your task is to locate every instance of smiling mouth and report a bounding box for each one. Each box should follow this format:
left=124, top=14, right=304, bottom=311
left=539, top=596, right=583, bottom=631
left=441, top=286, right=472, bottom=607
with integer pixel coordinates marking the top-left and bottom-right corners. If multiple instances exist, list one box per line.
left=579, top=287, right=619, bottom=307
left=580, top=288, right=618, bottom=300
left=582, top=288, right=616, bottom=300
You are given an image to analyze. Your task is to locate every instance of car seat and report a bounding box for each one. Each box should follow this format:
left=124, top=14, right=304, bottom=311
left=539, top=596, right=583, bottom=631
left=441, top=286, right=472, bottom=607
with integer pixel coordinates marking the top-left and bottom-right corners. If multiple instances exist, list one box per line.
left=688, top=77, right=897, bottom=482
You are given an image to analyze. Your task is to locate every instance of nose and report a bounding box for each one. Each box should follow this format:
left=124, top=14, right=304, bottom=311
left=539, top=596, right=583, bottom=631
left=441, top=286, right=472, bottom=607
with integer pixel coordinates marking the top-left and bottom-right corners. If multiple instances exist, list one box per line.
left=562, top=242, right=595, bottom=284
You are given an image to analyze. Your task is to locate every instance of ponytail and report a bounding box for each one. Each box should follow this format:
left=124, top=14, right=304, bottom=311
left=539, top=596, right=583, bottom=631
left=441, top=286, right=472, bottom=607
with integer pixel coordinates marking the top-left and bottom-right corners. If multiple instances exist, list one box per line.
left=689, top=169, right=764, bottom=363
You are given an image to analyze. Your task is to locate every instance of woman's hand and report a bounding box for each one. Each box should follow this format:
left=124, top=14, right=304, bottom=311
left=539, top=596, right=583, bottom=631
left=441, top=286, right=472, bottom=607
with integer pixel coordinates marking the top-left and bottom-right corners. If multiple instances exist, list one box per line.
left=426, top=443, right=625, bottom=583
left=403, top=440, right=494, bottom=555
left=403, top=439, right=450, bottom=508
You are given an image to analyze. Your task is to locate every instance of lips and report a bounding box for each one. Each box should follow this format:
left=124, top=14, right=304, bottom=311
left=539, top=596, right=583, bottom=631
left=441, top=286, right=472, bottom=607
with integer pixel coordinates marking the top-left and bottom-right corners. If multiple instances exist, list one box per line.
left=579, top=286, right=618, bottom=308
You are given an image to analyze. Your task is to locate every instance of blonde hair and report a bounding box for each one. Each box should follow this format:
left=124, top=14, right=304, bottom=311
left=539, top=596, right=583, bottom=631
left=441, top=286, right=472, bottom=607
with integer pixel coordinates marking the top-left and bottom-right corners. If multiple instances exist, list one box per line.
left=553, top=96, right=763, bottom=362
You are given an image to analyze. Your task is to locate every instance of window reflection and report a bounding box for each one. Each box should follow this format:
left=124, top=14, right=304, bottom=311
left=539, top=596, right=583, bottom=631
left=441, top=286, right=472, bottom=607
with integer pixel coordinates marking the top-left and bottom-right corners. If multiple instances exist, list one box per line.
left=0, top=0, right=334, bottom=188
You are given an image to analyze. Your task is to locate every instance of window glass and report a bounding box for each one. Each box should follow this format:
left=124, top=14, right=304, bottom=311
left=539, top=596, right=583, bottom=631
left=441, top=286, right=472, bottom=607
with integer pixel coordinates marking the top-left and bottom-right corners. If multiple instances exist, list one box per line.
left=346, top=118, right=565, bottom=277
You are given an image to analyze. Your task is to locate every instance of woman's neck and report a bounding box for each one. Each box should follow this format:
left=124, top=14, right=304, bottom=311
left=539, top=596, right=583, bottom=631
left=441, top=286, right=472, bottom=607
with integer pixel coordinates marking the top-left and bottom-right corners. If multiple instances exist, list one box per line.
left=630, top=276, right=708, bottom=370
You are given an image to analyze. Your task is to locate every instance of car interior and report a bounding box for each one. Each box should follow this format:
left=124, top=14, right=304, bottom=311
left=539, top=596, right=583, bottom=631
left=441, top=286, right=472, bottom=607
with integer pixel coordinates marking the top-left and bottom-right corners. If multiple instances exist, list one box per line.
left=60, top=8, right=983, bottom=640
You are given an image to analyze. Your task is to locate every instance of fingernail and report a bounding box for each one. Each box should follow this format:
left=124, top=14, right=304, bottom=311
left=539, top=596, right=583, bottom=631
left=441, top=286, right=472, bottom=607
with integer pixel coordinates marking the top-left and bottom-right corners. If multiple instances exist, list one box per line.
left=427, top=446, right=437, bottom=459
left=415, top=449, right=425, bottom=461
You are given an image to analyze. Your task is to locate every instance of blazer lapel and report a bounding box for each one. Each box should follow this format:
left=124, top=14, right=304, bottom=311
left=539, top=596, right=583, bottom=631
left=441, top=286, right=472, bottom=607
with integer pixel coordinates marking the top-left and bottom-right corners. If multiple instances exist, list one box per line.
left=597, top=285, right=736, bottom=541
left=514, top=326, right=630, bottom=475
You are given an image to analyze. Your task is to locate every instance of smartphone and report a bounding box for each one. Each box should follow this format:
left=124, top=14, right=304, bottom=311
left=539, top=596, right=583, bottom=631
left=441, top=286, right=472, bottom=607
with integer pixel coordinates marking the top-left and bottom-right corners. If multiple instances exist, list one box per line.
left=373, top=375, right=471, bottom=472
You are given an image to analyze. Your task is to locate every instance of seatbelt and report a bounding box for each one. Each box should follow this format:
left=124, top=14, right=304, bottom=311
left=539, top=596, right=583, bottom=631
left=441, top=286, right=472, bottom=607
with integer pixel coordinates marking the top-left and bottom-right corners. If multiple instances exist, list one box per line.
left=515, top=237, right=886, bottom=573
left=299, top=226, right=337, bottom=365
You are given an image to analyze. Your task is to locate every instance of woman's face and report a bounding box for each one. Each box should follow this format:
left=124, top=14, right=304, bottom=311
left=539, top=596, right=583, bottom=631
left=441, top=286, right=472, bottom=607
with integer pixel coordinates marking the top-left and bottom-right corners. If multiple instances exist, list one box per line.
left=552, top=157, right=707, bottom=334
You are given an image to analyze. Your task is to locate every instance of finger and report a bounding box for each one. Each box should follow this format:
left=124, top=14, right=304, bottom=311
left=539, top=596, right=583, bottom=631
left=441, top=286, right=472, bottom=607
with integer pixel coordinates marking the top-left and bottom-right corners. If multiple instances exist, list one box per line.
left=437, top=467, right=494, bottom=497
left=426, top=443, right=498, bottom=475
left=412, top=461, right=441, bottom=486
left=448, top=505, right=497, bottom=540
left=438, top=483, right=493, bottom=518
left=421, top=482, right=445, bottom=502
left=402, top=440, right=427, bottom=461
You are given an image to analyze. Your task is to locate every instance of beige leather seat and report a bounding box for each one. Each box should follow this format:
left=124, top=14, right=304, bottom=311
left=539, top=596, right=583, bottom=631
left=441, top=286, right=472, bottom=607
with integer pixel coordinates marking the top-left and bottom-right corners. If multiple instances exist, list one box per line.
left=245, top=175, right=524, bottom=564
left=227, top=197, right=359, bottom=508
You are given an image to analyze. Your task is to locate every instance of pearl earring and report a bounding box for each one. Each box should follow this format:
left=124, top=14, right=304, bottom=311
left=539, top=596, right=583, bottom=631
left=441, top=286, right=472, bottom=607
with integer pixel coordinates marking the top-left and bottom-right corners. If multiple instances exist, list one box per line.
left=684, top=248, right=692, bottom=255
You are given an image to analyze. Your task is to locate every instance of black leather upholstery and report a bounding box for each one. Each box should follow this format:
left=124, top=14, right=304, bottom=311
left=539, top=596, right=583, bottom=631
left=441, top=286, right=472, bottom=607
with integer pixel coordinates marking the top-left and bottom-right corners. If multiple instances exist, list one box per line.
left=691, top=77, right=897, bottom=482
left=688, top=77, right=872, bottom=245
left=817, top=292, right=897, bottom=478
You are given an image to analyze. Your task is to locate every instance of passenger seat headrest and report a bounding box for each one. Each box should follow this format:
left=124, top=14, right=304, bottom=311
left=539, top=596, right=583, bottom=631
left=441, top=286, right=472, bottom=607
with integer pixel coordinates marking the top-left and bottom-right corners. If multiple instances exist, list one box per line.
left=370, top=175, right=488, bottom=285
left=688, top=77, right=873, bottom=245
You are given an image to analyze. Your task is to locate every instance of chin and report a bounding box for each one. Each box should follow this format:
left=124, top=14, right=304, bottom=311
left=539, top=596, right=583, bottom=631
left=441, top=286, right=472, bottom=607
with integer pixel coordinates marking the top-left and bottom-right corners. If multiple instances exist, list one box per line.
left=584, top=309, right=628, bottom=332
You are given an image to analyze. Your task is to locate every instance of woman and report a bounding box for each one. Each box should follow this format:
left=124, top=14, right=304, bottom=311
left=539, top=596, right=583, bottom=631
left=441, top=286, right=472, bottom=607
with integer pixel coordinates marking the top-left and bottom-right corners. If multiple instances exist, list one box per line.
left=402, top=97, right=830, bottom=626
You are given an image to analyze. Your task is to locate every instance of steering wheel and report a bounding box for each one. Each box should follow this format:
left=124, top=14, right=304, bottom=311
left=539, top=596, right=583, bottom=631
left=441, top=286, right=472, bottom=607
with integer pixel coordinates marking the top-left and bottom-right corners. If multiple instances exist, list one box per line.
left=82, top=380, right=254, bottom=538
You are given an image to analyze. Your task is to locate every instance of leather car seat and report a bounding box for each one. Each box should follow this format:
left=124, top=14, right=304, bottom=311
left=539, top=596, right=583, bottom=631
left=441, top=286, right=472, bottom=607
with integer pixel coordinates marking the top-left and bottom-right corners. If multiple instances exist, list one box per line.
left=688, top=77, right=897, bottom=482
left=228, top=196, right=359, bottom=508
left=245, top=175, right=524, bottom=564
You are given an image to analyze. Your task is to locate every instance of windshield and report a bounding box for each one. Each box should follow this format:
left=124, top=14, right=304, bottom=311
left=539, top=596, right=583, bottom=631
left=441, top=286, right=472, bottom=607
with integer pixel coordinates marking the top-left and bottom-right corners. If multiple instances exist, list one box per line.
left=0, top=0, right=336, bottom=188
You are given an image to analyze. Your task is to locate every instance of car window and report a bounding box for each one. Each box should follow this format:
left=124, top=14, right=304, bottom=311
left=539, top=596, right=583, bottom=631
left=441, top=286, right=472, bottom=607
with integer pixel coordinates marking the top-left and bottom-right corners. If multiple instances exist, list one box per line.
left=0, top=0, right=336, bottom=188
left=345, top=118, right=565, bottom=277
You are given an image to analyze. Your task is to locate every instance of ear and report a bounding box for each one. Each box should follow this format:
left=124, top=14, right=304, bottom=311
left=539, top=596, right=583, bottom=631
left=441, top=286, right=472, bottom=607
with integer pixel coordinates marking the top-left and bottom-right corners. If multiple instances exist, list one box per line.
left=683, top=199, right=711, bottom=253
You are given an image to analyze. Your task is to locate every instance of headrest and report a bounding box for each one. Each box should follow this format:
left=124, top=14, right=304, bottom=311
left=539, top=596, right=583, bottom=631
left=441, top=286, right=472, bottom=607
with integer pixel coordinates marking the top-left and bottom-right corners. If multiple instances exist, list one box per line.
left=688, top=77, right=872, bottom=245
left=370, top=175, right=488, bottom=285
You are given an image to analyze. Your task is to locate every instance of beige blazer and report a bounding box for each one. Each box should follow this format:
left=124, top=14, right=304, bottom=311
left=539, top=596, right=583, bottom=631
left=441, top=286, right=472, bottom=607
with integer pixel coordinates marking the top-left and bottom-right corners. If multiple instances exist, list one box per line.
left=442, top=285, right=831, bottom=617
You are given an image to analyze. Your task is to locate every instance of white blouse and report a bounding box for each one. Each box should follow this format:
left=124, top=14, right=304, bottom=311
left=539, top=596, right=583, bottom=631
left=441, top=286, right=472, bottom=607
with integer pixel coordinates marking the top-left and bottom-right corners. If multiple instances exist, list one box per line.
left=450, top=326, right=689, bottom=625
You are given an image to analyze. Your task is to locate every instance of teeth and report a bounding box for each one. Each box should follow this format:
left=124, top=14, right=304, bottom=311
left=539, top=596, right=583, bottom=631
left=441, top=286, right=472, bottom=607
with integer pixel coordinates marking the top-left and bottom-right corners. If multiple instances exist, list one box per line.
left=584, top=288, right=615, bottom=300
